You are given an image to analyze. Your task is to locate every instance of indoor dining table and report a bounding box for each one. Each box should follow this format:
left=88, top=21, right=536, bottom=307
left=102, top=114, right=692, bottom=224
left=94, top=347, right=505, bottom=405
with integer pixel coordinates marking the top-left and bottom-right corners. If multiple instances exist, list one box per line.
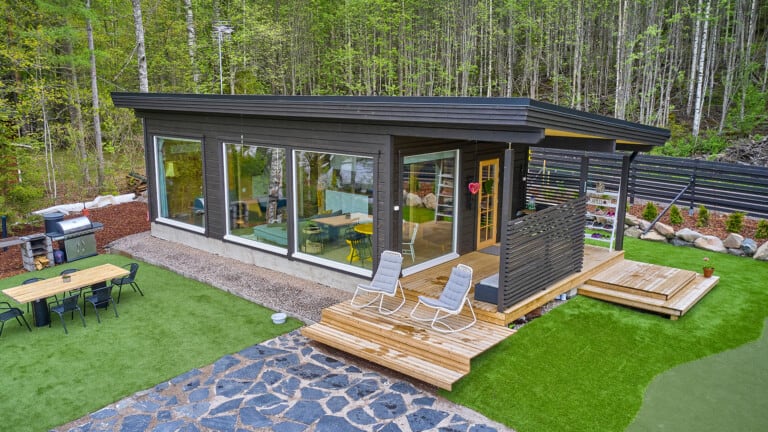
left=2, top=263, right=129, bottom=327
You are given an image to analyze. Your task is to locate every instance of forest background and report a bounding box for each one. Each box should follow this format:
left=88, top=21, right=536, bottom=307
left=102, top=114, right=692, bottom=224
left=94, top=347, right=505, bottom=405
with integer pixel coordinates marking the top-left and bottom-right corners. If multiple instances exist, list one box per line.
left=0, top=0, right=766, bottom=224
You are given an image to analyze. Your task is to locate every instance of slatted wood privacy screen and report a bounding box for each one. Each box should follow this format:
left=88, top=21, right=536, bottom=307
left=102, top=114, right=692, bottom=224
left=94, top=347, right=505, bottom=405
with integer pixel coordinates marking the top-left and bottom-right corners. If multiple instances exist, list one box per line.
left=528, top=149, right=768, bottom=218
left=500, top=197, right=587, bottom=310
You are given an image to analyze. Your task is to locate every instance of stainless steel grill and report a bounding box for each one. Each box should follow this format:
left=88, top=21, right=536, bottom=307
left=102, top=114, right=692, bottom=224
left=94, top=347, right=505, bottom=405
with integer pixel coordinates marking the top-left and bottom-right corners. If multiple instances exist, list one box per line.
left=45, top=215, right=103, bottom=261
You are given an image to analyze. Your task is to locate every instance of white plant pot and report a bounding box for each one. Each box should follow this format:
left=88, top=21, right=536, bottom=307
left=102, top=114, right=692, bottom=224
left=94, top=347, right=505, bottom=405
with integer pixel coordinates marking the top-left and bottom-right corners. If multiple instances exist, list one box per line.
left=271, top=312, right=287, bottom=325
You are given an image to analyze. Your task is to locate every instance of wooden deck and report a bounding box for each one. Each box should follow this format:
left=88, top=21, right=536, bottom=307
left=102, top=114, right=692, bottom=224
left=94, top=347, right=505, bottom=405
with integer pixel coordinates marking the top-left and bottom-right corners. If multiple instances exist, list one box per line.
left=301, top=300, right=514, bottom=390
left=303, top=245, right=718, bottom=390
left=579, top=260, right=720, bottom=320
left=400, top=245, right=626, bottom=326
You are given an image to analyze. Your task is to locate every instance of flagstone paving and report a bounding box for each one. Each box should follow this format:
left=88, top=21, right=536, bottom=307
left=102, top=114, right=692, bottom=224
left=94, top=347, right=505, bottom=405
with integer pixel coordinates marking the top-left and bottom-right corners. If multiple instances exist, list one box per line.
left=59, top=330, right=509, bottom=432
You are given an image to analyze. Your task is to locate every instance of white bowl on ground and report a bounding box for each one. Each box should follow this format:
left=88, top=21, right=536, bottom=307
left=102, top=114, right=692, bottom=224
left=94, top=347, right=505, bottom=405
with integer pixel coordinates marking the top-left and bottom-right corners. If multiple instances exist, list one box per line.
left=271, top=312, right=287, bottom=324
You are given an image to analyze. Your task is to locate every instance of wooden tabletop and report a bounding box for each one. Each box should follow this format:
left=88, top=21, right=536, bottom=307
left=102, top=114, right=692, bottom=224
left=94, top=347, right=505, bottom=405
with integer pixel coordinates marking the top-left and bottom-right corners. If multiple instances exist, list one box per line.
left=313, top=214, right=360, bottom=227
left=2, top=263, right=129, bottom=303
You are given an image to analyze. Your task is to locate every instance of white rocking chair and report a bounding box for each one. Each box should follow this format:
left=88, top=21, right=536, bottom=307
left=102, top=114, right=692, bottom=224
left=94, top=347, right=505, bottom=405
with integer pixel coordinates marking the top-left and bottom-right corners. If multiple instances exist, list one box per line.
left=350, top=250, right=406, bottom=315
left=410, top=263, right=476, bottom=333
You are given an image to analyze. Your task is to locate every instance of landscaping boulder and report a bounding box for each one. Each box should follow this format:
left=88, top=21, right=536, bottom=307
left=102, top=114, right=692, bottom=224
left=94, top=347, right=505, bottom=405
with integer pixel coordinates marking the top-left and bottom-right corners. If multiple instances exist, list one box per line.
left=653, top=222, right=676, bottom=239
left=723, top=233, right=744, bottom=249
left=670, top=238, right=694, bottom=247
left=676, top=228, right=703, bottom=242
left=624, top=225, right=643, bottom=238
left=422, top=193, right=437, bottom=210
left=693, top=235, right=727, bottom=253
left=728, top=248, right=746, bottom=256
left=640, top=231, right=668, bottom=243
left=742, top=238, right=758, bottom=256
left=405, top=193, right=423, bottom=207
left=754, top=241, right=768, bottom=262
left=624, top=214, right=642, bottom=227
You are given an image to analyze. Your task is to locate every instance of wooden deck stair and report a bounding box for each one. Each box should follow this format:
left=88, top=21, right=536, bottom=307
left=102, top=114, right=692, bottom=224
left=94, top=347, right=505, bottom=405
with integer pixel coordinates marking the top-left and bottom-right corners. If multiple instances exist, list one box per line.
left=302, top=300, right=514, bottom=390
left=579, top=260, right=720, bottom=319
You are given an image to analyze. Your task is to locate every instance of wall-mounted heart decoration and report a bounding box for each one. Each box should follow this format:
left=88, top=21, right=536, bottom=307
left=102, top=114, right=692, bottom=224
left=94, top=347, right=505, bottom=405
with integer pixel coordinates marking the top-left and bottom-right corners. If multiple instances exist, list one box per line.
left=468, top=182, right=480, bottom=195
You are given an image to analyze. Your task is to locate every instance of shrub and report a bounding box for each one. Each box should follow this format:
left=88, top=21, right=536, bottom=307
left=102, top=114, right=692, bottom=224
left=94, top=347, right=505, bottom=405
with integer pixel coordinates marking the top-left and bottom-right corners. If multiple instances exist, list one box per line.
left=7, top=184, right=45, bottom=214
left=756, top=220, right=768, bottom=239
left=696, top=205, right=710, bottom=227
left=641, top=202, right=658, bottom=222
left=725, top=211, right=745, bottom=233
left=668, top=205, right=684, bottom=225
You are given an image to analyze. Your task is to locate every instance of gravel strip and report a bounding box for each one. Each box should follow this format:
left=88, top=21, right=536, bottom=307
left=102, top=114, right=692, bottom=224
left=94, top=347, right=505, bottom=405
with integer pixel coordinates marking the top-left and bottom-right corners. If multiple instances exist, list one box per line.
left=108, top=231, right=350, bottom=324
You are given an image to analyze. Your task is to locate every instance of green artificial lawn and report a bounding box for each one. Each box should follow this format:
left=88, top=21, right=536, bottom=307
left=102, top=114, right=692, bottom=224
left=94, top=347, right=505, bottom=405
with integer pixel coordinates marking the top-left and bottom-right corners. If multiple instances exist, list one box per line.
left=0, top=255, right=302, bottom=432
left=445, top=238, right=768, bottom=432
left=627, top=318, right=768, bottom=431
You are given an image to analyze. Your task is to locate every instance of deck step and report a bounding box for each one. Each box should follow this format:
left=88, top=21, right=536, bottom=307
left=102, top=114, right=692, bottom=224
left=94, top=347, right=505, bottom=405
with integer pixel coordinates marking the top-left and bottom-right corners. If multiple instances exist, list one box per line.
left=588, top=261, right=697, bottom=300
left=579, top=274, right=719, bottom=319
left=302, top=323, right=464, bottom=390
left=321, top=304, right=472, bottom=373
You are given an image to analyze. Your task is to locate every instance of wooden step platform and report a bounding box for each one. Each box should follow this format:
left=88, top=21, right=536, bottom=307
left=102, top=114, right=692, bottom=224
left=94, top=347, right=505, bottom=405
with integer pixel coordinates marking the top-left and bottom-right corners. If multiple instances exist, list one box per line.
left=579, top=260, right=720, bottom=319
left=302, top=300, right=514, bottom=390
left=587, top=260, right=696, bottom=300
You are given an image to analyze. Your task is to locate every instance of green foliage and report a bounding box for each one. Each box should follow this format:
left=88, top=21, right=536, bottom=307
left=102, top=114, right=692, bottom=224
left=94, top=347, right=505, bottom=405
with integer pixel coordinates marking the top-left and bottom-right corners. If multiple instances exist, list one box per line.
left=725, top=211, right=745, bottom=233
left=755, top=220, right=768, bottom=239
left=726, top=85, right=768, bottom=135
left=697, top=204, right=710, bottom=227
left=668, top=204, right=684, bottom=225
left=7, top=184, right=45, bottom=214
left=656, top=133, right=731, bottom=157
left=641, top=202, right=658, bottom=221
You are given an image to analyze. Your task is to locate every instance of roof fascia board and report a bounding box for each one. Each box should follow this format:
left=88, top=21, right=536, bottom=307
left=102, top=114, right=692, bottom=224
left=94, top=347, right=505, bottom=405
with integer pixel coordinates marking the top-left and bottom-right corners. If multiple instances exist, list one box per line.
left=112, top=92, right=669, bottom=148
left=539, top=137, right=616, bottom=152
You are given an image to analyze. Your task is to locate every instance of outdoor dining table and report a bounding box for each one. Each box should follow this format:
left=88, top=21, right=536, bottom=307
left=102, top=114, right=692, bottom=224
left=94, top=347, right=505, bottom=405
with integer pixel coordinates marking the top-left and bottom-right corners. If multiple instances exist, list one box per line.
left=2, top=263, right=129, bottom=327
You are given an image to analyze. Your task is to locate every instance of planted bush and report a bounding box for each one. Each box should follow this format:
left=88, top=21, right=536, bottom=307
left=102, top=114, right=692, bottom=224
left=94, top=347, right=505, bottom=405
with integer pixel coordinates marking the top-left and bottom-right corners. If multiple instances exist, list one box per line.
left=669, top=205, right=684, bottom=225
left=755, top=220, right=768, bottom=239
left=641, top=202, right=658, bottom=222
left=697, top=204, right=710, bottom=227
left=725, top=211, right=745, bottom=233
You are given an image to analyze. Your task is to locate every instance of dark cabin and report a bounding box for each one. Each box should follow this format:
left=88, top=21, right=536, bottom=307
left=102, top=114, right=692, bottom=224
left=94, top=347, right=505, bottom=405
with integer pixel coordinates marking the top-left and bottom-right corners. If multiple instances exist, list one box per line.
left=112, top=93, right=670, bottom=296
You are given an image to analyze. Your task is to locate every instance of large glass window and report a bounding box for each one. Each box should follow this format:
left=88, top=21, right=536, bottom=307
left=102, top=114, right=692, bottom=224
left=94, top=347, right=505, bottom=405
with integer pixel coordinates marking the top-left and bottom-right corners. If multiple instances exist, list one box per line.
left=402, top=150, right=457, bottom=267
left=156, top=137, right=204, bottom=229
left=224, top=143, right=287, bottom=249
left=294, top=150, right=374, bottom=270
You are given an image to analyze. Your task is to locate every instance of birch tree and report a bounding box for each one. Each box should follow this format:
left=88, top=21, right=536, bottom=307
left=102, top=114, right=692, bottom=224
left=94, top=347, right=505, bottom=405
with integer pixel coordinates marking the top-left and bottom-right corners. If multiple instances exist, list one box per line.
left=692, top=0, right=711, bottom=137
left=86, top=0, right=105, bottom=190
left=184, top=0, right=199, bottom=92
left=132, top=0, right=148, bottom=92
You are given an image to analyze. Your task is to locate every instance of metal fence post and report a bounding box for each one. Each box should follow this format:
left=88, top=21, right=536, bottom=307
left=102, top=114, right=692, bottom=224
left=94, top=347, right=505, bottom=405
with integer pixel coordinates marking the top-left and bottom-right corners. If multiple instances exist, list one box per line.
left=1, top=215, right=7, bottom=251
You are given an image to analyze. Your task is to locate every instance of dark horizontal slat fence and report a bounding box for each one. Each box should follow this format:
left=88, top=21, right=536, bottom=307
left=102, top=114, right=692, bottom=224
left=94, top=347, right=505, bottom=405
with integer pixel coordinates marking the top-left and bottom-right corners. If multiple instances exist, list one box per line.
left=529, top=149, right=768, bottom=219
left=500, top=197, right=586, bottom=310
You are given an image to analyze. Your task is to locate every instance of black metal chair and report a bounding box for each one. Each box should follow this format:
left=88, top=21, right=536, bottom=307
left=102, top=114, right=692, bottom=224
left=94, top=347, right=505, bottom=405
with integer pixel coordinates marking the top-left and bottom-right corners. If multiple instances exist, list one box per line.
left=49, top=294, right=86, bottom=334
left=84, top=285, right=118, bottom=323
left=22, top=277, right=48, bottom=313
left=60, top=268, right=82, bottom=296
left=111, top=263, right=143, bottom=303
left=0, top=301, right=32, bottom=337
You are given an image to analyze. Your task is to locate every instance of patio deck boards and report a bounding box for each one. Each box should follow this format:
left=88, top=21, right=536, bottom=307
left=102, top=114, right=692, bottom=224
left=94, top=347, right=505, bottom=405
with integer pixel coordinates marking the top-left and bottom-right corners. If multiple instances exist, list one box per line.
left=304, top=245, right=718, bottom=389
left=301, top=300, right=514, bottom=390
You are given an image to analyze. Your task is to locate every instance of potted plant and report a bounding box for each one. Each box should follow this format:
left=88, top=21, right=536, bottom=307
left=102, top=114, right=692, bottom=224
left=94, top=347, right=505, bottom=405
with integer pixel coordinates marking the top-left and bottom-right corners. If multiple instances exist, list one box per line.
left=702, top=257, right=715, bottom=278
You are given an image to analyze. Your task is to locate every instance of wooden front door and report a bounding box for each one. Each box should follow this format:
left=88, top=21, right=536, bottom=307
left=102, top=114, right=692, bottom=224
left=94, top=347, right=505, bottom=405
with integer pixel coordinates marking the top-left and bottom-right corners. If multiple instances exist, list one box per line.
left=476, top=158, right=499, bottom=249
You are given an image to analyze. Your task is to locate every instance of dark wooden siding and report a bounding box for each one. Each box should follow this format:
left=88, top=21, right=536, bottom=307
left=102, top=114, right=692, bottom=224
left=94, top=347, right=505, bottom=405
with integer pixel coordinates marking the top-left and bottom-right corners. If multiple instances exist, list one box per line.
left=499, top=197, right=586, bottom=310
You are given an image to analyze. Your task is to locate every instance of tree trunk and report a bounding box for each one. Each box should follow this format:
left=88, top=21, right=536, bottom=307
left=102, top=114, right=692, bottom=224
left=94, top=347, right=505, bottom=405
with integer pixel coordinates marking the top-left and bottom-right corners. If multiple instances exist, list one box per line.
left=64, top=39, right=91, bottom=185
left=87, top=0, right=105, bottom=191
left=132, top=0, right=149, bottom=92
left=183, top=0, right=198, bottom=93
left=692, top=0, right=711, bottom=137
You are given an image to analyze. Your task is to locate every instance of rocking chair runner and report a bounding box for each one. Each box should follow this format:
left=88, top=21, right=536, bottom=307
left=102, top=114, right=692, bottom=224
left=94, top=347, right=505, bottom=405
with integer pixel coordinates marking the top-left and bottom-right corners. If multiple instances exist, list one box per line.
left=350, top=250, right=406, bottom=315
left=410, top=264, right=476, bottom=333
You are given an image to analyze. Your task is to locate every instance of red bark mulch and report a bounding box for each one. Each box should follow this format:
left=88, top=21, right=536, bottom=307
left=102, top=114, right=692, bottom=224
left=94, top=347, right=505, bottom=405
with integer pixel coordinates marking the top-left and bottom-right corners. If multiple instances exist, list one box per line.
left=0, top=201, right=150, bottom=279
